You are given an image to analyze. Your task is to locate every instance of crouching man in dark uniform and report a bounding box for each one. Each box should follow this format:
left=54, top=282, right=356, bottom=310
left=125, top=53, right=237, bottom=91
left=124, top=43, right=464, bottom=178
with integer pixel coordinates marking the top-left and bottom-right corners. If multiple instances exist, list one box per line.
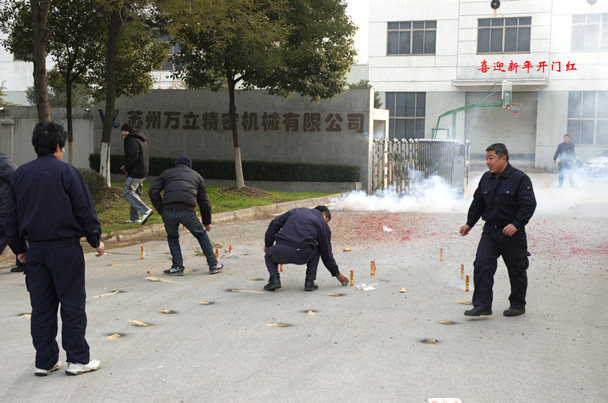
left=263, top=206, right=349, bottom=291
left=459, top=143, right=536, bottom=317
left=6, top=122, right=105, bottom=376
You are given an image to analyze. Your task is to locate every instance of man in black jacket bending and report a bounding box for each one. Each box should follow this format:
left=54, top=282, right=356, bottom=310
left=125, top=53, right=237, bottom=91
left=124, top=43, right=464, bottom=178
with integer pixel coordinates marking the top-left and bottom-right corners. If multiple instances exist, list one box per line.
left=263, top=206, right=349, bottom=291
left=120, top=123, right=153, bottom=224
left=148, top=155, right=223, bottom=276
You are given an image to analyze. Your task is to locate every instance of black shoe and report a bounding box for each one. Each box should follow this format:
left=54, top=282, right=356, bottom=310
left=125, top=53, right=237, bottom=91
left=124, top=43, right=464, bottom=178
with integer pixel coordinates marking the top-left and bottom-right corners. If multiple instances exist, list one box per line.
left=304, top=279, right=318, bottom=291
left=209, top=263, right=224, bottom=274
left=464, top=306, right=492, bottom=316
left=264, top=275, right=281, bottom=291
left=10, top=266, right=25, bottom=273
left=503, top=307, right=525, bottom=317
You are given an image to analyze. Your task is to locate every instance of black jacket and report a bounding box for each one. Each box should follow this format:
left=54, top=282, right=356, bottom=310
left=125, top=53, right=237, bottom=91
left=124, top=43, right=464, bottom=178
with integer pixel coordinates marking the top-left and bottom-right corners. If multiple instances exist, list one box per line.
left=553, top=141, right=575, bottom=162
left=5, top=155, right=101, bottom=253
left=466, top=163, right=537, bottom=230
left=264, top=208, right=340, bottom=276
left=123, top=131, right=149, bottom=178
left=0, top=152, right=17, bottom=215
left=148, top=164, right=212, bottom=226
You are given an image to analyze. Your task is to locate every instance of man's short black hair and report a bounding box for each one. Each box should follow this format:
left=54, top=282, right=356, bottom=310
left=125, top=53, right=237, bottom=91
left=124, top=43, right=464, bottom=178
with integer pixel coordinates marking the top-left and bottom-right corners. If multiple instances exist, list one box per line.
left=563, top=134, right=570, bottom=138
left=486, top=143, right=509, bottom=161
left=314, top=205, right=331, bottom=222
left=32, top=121, right=68, bottom=156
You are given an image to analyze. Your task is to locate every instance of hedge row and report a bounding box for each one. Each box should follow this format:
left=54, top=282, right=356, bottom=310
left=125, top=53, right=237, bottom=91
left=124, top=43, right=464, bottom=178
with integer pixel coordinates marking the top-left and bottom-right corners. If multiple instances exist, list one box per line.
left=89, top=154, right=360, bottom=183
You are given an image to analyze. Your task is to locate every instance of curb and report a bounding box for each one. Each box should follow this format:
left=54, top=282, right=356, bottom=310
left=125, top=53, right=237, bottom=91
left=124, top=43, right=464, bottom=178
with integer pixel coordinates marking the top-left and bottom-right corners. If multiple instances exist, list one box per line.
left=100, top=193, right=344, bottom=246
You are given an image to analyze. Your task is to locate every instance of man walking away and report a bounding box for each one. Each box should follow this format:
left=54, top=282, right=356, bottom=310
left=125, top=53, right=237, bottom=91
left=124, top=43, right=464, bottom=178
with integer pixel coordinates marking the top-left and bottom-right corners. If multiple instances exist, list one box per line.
left=263, top=206, right=349, bottom=291
left=120, top=123, right=153, bottom=224
left=459, top=143, right=536, bottom=317
left=553, top=134, right=576, bottom=187
left=148, top=155, right=223, bottom=276
left=0, top=152, right=26, bottom=273
left=5, top=122, right=105, bottom=376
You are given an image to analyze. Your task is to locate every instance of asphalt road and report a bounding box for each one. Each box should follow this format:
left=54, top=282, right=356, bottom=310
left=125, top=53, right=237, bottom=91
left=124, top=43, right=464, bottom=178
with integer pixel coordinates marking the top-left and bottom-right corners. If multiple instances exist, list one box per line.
left=1, top=171, right=607, bottom=403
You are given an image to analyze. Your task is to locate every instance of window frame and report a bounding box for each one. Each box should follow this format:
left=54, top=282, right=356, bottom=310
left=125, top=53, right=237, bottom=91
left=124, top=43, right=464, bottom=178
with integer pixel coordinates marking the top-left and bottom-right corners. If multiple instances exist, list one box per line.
left=387, top=20, right=437, bottom=56
left=567, top=91, right=608, bottom=145
left=477, top=17, right=531, bottom=54
left=571, top=13, right=608, bottom=52
left=385, top=92, right=426, bottom=141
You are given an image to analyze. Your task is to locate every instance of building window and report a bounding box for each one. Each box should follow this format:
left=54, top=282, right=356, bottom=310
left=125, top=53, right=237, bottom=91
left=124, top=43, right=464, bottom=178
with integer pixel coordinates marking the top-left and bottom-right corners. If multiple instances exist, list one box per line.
left=387, top=21, right=436, bottom=55
left=572, top=14, right=608, bottom=51
left=386, top=92, right=426, bottom=140
left=477, top=17, right=531, bottom=53
left=567, top=92, right=608, bottom=145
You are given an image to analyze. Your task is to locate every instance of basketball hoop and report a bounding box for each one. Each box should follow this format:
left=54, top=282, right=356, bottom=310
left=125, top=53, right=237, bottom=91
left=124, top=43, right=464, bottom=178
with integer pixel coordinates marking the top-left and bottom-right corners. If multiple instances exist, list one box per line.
left=507, top=103, right=522, bottom=117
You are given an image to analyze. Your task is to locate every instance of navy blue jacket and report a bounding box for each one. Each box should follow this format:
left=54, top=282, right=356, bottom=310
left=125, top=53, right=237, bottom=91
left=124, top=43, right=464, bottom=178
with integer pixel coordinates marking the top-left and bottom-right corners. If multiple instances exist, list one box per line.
left=265, top=208, right=340, bottom=276
left=148, top=164, right=212, bottom=226
left=466, top=163, right=537, bottom=230
left=5, top=155, right=102, bottom=254
left=553, top=141, right=575, bottom=162
left=123, top=131, right=149, bottom=179
left=0, top=152, right=17, bottom=215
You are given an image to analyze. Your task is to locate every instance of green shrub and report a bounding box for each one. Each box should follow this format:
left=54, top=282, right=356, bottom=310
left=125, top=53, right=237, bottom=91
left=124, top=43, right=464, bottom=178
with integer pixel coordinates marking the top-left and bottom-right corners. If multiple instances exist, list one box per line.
left=89, top=154, right=360, bottom=182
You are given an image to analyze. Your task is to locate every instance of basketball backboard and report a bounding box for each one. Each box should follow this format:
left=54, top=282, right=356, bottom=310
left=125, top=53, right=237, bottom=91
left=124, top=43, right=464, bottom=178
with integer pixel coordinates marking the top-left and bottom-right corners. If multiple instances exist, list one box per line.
left=501, top=80, right=512, bottom=108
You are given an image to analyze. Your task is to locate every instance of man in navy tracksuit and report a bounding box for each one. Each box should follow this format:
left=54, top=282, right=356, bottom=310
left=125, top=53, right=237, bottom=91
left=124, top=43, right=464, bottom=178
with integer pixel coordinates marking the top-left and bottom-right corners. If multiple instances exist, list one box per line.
left=459, top=143, right=536, bottom=317
left=263, top=206, right=348, bottom=291
left=6, top=122, right=105, bottom=376
left=0, top=152, right=26, bottom=273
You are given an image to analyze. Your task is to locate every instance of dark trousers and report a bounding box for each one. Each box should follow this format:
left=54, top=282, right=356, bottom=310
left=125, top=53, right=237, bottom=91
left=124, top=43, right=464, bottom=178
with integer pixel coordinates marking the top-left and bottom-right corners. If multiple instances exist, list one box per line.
left=265, top=243, right=320, bottom=280
left=558, top=160, right=575, bottom=187
left=473, top=226, right=530, bottom=309
left=0, top=213, right=25, bottom=268
left=162, top=209, right=218, bottom=269
left=26, top=238, right=90, bottom=369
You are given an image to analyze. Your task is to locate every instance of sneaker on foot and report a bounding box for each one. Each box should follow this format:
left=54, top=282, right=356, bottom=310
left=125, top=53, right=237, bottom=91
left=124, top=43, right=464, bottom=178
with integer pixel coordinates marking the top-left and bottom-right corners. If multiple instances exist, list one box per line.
left=35, top=360, right=61, bottom=376
left=140, top=209, right=154, bottom=225
left=164, top=266, right=184, bottom=276
left=503, top=307, right=526, bottom=317
left=464, top=306, right=492, bottom=316
left=209, top=263, right=224, bottom=274
left=125, top=219, right=142, bottom=224
left=66, top=359, right=100, bottom=376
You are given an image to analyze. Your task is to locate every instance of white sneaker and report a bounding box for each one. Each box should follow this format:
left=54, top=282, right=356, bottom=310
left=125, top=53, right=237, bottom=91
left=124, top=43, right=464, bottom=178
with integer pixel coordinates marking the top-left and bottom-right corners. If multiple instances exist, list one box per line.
left=140, top=209, right=154, bottom=225
left=66, top=359, right=100, bottom=376
left=125, top=219, right=142, bottom=224
left=35, top=360, right=61, bottom=376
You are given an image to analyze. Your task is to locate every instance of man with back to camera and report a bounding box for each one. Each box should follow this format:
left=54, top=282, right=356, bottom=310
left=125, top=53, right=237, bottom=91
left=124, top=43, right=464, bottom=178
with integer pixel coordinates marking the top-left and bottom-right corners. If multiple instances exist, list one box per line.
left=148, top=155, right=224, bottom=276
left=459, top=143, right=536, bottom=317
left=553, top=134, right=576, bottom=187
left=120, top=122, right=153, bottom=224
left=5, top=122, right=105, bottom=376
left=263, top=206, right=349, bottom=291
left=0, top=152, right=26, bottom=273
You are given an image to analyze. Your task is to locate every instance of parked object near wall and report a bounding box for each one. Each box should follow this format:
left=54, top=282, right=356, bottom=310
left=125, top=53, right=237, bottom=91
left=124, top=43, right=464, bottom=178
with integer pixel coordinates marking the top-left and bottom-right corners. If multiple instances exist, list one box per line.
left=372, top=139, right=469, bottom=195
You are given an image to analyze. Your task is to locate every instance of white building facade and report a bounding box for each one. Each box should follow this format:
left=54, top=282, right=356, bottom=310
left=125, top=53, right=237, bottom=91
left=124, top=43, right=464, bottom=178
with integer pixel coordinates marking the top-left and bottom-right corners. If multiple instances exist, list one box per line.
left=367, top=0, right=608, bottom=167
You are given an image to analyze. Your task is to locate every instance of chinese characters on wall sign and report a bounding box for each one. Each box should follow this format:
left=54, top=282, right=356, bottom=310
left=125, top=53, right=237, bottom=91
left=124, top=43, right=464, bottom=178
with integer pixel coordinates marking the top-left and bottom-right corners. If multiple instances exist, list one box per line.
left=124, top=110, right=366, bottom=134
left=478, top=60, right=577, bottom=73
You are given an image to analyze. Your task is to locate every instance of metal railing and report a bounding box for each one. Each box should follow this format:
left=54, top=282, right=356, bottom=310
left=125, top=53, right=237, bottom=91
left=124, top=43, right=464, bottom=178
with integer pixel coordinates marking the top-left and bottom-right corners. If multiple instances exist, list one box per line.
left=372, top=138, right=470, bottom=195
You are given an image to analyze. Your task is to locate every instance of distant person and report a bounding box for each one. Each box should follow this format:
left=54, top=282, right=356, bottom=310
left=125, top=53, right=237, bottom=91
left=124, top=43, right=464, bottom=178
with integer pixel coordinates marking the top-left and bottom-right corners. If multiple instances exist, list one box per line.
left=553, top=134, right=576, bottom=187
left=263, top=206, right=349, bottom=291
left=5, top=122, right=105, bottom=376
left=148, top=155, right=224, bottom=276
left=120, top=123, right=153, bottom=224
left=0, top=152, right=25, bottom=273
left=459, top=143, right=536, bottom=317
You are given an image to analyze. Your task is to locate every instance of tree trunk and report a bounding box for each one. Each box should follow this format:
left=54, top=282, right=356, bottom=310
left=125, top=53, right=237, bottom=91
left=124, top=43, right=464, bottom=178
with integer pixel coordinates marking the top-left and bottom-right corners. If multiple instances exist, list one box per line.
left=99, top=8, right=123, bottom=186
left=227, top=73, right=245, bottom=189
left=66, top=75, right=74, bottom=164
left=30, top=0, right=52, bottom=122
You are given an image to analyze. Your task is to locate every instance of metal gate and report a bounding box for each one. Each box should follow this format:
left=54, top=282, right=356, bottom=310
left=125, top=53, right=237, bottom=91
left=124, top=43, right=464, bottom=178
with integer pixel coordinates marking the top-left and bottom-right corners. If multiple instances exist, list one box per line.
left=372, top=139, right=470, bottom=195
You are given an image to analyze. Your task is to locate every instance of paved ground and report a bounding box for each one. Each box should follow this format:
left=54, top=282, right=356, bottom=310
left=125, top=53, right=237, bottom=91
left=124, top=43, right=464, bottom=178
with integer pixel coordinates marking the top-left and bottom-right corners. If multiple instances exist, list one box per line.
left=1, top=170, right=607, bottom=402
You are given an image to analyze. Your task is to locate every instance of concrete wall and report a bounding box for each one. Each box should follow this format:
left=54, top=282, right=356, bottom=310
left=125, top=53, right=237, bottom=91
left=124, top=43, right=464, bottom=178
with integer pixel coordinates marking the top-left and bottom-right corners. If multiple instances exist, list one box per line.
left=0, top=107, right=95, bottom=168
left=95, top=89, right=381, bottom=193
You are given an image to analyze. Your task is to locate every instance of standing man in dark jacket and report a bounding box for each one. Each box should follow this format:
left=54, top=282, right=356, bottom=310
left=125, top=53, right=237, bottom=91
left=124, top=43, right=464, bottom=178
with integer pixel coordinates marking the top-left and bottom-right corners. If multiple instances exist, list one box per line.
left=6, top=122, right=105, bottom=376
left=120, top=123, right=153, bottom=224
left=553, top=134, right=576, bottom=187
left=0, top=152, right=25, bottom=273
left=263, top=206, right=349, bottom=291
left=148, top=155, right=223, bottom=276
left=459, top=143, right=536, bottom=317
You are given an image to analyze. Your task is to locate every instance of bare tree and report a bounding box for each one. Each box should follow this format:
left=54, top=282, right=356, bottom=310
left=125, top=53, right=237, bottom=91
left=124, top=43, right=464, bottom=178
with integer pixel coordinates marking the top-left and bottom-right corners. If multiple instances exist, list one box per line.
left=30, top=0, right=52, bottom=122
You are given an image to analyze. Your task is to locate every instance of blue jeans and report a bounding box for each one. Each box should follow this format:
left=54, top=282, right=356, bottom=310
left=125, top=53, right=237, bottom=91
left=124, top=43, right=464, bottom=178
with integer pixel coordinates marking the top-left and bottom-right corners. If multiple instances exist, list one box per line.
left=162, top=209, right=218, bottom=269
left=123, top=177, right=150, bottom=220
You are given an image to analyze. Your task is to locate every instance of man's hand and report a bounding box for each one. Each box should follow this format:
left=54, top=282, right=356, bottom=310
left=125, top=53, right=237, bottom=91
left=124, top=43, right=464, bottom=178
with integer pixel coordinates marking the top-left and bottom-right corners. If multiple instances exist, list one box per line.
left=336, top=273, right=349, bottom=286
left=502, top=224, right=518, bottom=237
left=120, top=165, right=127, bottom=174
left=459, top=224, right=472, bottom=236
left=263, top=246, right=267, bottom=252
left=204, top=224, right=211, bottom=232
left=553, top=160, right=556, bottom=164
left=95, top=242, right=105, bottom=257
left=17, top=253, right=26, bottom=264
